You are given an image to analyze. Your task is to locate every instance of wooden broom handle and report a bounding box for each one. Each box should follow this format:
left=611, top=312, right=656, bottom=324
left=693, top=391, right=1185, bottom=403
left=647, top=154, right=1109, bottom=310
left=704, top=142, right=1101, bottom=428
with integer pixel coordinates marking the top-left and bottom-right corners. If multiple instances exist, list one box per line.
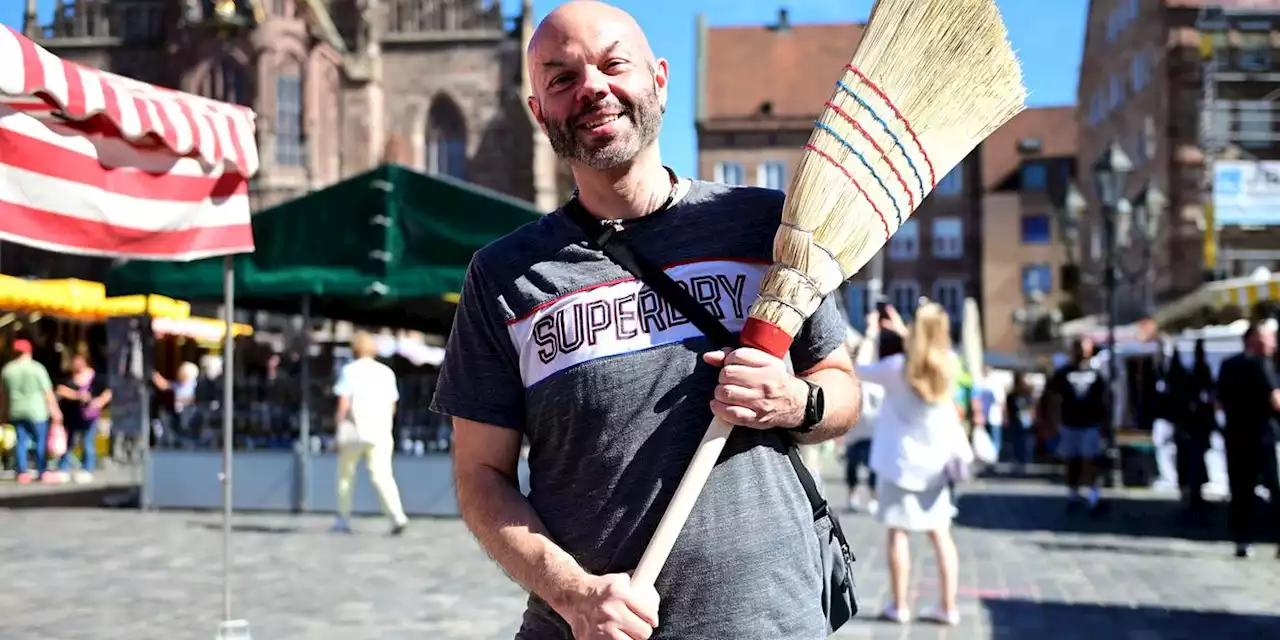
left=631, top=416, right=734, bottom=588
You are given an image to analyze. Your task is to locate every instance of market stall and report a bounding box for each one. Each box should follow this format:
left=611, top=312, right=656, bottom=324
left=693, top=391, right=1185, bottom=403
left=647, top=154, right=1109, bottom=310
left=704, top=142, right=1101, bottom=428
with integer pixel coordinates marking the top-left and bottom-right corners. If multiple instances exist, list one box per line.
left=1, top=25, right=259, bottom=632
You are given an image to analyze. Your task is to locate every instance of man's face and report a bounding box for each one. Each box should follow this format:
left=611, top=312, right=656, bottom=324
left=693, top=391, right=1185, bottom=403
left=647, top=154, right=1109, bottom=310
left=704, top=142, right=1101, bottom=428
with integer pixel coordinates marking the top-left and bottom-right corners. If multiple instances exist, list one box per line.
left=1258, top=326, right=1277, bottom=356
left=527, top=17, right=667, bottom=171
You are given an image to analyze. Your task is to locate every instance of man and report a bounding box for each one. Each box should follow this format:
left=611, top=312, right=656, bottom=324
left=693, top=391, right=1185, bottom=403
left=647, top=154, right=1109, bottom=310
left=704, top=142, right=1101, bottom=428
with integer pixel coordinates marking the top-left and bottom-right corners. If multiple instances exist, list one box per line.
left=974, top=366, right=1006, bottom=466
left=332, top=332, right=409, bottom=535
left=1216, top=319, right=1280, bottom=559
left=429, top=3, right=860, bottom=638
left=1045, top=337, right=1108, bottom=512
left=1, top=339, right=63, bottom=484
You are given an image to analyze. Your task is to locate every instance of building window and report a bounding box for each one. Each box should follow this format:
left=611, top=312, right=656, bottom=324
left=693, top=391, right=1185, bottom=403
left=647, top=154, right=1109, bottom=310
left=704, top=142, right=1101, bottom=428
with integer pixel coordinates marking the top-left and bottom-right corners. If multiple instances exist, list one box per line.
left=932, top=279, right=965, bottom=324
left=202, top=54, right=250, bottom=107
left=274, top=71, right=304, bottom=167
left=932, top=217, right=963, bottom=259
left=934, top=164, right=963, bottom=197
left=1022, top=263, right=1053, bottom=297
left=1238, top=100, right=1272, bottom=148
left=1020, top=213, right=1052, bottom=245
left=845, top=282, right=868, bottom=331
left=1238, top=31, right=1271, bottom=72
left=888, top=280, right=921, bottom=319
left=427, top=96, right=468, bottom=179
left=757, top=161, right=786, bottom=191
left=1021, top=161, right=1048, bottom=191
left=1131, top=51, right=1149, bottom=93
left=888, top=219, right=919, bottom=260
left=715, top=162, right=745, bottom=185
left=1109, top=73, right=1125, bottom=110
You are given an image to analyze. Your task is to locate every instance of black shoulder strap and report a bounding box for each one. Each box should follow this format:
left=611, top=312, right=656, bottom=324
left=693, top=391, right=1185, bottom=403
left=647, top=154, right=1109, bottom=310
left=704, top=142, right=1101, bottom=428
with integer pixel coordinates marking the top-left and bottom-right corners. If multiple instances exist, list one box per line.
left=562, top=197, right=829, bottom=518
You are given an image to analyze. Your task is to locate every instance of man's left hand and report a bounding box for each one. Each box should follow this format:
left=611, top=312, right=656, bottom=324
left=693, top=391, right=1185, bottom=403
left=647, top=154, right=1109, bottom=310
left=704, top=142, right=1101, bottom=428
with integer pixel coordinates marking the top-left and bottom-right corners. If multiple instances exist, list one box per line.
left=703, top=348, right=806, bottom=430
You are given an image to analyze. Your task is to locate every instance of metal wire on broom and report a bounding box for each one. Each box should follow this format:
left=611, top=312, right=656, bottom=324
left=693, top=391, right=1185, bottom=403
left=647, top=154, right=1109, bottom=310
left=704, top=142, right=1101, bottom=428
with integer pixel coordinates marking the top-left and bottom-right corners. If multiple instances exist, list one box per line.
left=631, top=0, right=1028, bottom=588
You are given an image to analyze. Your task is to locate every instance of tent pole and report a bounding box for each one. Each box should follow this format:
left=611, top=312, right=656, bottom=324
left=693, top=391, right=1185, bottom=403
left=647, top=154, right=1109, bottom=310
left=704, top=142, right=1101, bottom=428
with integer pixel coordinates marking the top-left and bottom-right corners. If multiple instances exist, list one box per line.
left=221, top=256, right=235, bottom=624
left=298, top=293, right=312, bottom=512
left=139, top=297, right=152, bottom=511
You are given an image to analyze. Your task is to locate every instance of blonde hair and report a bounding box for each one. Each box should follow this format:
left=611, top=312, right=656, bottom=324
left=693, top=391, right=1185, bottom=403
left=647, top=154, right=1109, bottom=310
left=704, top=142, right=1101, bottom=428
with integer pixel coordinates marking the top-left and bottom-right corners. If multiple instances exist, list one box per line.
left=903, top=303, right=955, bottom=403
left=351, top=331, right=378, bottom=359
left=177, top=361, right=200, bottom=382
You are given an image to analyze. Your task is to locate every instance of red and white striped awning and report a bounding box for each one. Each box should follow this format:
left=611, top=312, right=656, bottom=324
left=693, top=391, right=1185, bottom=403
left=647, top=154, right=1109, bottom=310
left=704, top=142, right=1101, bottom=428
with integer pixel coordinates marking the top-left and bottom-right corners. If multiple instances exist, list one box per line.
left=0, top=26, right=258, bottom=261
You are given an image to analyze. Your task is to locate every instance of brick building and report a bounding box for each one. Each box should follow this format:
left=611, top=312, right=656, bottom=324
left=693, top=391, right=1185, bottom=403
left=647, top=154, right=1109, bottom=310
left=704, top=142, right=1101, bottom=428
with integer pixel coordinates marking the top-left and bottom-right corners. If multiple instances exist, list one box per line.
left=12, top=0, right=570, bottom=280
left=980, top=107, right=1078, bottom=354
left=1076, top=0, right=1280, bottom=322
left=694, top=9, right=984, bottom=330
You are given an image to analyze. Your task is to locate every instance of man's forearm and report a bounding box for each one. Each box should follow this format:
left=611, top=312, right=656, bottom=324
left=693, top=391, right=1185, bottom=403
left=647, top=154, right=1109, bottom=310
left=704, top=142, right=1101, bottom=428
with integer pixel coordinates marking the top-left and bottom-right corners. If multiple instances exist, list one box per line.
left=791, top=368, right=860, bottom=445
left=456, top=463, right=589, bottom=613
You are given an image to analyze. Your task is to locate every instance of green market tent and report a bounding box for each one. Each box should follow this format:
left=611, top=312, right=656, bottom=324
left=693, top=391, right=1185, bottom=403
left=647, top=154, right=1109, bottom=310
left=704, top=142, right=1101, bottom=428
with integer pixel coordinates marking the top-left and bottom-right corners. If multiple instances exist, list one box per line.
left=105, top=163, right=543, bottom=332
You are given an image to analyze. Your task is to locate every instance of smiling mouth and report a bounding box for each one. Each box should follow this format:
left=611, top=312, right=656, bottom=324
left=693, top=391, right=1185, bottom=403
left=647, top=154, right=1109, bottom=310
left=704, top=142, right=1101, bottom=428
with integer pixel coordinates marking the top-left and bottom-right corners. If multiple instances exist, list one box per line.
left=577, top=113, right=623, bottom=129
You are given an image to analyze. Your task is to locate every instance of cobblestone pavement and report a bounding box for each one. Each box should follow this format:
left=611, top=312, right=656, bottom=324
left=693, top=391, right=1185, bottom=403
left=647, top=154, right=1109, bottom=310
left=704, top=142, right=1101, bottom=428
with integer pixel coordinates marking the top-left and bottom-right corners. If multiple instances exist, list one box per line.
left=1, top=478, right=1279, bottom=639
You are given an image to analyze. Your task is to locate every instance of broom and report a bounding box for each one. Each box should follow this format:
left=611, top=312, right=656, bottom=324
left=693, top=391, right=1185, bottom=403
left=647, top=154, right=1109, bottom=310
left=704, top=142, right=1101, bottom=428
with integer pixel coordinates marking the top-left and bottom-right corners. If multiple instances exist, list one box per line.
left=631, top=0, right=1026, bottom=588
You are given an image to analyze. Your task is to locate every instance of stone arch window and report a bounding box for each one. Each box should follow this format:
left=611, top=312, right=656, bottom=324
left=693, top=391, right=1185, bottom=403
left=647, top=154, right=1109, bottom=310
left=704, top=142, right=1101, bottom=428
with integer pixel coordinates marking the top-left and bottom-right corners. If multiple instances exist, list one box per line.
left=201, top=53, right=250, bottom=107
left=426, top=96, right=467, bottom=179
left=275, top=59, right=305, bottom=167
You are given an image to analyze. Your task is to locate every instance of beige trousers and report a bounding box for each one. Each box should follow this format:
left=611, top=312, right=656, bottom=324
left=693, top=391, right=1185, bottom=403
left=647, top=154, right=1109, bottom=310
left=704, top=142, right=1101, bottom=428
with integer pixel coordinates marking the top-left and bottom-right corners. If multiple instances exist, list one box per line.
left=336, top=440, right=407, bottom=524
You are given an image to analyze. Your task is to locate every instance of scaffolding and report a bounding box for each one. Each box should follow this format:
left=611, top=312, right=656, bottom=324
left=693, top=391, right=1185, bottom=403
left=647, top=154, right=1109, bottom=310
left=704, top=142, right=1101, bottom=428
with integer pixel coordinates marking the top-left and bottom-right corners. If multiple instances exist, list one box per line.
left=1196, top=3, right=1280, bottom=276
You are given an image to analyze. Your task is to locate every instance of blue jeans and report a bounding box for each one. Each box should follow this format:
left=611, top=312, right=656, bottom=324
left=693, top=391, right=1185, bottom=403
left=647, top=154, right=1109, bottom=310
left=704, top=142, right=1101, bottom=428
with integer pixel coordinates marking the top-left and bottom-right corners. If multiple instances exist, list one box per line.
left=845, top=440, right=876, bottom=489
left=1012, top=430, right=1038, bottom=465
left=59, top=419, right=99, bottom=472
left=13, top=419, right=49, bottom=475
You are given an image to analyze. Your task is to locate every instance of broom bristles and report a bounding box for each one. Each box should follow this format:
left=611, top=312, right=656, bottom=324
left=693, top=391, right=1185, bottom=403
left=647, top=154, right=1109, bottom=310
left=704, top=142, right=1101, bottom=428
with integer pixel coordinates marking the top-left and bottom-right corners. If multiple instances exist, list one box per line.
left=744, top=0, right=1026, bottom=350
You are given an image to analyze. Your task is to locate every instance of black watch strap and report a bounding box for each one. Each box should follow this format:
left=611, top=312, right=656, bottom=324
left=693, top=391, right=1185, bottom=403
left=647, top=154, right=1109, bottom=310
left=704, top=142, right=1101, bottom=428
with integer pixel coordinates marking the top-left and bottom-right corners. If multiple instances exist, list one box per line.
left=797, top=379, right=822, bottom=433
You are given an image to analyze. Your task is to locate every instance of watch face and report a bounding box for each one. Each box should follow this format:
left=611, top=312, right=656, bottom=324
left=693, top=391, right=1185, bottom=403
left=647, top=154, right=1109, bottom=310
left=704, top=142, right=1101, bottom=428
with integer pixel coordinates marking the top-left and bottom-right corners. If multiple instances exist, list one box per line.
left=813, top=385, right=825, bottom=421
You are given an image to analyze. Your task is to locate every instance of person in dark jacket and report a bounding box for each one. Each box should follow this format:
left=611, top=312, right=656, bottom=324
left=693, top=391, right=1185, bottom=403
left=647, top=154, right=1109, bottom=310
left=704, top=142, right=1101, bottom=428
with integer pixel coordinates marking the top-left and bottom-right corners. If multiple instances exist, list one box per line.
left=1217, top=320, right=1280, bottom=559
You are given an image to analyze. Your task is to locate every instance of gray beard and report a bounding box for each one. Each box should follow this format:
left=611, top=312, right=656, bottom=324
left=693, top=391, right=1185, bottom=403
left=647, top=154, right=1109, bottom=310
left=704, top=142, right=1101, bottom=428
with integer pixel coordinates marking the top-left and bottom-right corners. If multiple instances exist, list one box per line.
left=544, top=93, right=664, bottom=171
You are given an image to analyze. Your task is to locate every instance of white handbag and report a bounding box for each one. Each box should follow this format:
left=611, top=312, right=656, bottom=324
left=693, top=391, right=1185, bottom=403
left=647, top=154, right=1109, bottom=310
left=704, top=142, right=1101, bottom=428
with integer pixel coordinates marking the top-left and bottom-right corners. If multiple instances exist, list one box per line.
left=971, top=426, right=998, bottom=465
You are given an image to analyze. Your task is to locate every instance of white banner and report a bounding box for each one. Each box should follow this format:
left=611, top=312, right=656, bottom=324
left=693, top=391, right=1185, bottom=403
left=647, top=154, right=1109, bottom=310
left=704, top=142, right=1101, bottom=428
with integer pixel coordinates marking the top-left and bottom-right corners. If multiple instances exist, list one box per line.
left=1213, top=160, right=1280, bottom=227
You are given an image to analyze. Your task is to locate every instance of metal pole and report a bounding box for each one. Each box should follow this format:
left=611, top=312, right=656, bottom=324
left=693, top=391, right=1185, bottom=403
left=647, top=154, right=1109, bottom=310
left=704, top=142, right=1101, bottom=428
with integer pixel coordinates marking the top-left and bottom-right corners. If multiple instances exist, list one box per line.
left=298, top=294, right=312, bottom=512
left=867, top=249, right=885, bottom=309
left=221, top=256, right=234, bottom=623
left=1103, top=205, right=1121, bottom=490
left=139, top=297, right=152, bottom=511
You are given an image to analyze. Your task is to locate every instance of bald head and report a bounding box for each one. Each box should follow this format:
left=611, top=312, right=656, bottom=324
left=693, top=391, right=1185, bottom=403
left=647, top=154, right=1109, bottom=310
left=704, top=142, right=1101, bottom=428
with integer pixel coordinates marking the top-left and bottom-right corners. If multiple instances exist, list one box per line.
left=525, top=0, right=668, bottom=171
left=528, top=1, right=655, bottom=85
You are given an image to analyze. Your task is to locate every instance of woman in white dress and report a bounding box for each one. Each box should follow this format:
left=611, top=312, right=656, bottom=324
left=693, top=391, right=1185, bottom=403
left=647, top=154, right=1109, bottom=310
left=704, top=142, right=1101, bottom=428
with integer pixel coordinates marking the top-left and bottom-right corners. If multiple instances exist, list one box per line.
left=856, top=303, right=973, bottom=626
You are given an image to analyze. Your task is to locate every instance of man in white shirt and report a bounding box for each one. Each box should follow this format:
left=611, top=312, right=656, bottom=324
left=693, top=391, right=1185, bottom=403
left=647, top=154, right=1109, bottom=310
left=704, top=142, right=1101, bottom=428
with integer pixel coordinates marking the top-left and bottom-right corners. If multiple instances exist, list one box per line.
left=332, top=332, right=409, bottom=535
left=975, top=367, right=1007, bottom=465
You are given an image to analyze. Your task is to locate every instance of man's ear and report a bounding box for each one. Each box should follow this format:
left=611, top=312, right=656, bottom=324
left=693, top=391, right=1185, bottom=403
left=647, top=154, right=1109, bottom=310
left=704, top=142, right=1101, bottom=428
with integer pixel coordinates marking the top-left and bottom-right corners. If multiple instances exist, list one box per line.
left=527, top=95, right=545, bottom=129
left=653, top=58, right=670, bottom=111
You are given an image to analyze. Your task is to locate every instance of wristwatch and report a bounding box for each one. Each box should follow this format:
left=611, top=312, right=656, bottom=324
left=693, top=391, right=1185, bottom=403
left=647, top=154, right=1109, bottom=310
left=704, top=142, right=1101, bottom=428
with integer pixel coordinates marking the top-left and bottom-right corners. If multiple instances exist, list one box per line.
left=796, top=379, right=825, bottom=433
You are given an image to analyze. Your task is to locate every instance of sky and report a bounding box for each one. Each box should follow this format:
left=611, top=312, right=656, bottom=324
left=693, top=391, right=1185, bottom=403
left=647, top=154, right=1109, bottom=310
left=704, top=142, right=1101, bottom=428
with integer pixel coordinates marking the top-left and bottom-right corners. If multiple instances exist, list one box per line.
left=2, top=0, right=1088, bottom=179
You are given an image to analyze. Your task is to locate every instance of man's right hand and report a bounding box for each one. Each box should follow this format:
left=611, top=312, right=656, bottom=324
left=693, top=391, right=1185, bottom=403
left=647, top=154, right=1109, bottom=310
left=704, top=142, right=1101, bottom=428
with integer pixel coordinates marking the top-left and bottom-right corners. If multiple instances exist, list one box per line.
left=559, top=573, right=660, bottom=640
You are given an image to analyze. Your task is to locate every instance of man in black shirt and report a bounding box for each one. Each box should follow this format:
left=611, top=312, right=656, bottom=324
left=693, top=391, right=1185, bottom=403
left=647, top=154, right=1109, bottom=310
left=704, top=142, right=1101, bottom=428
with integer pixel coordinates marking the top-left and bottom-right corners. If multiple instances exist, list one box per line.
left=1216, top=319, right=1280, bottom=559
left=1046, top=338, right=1109, bottom=512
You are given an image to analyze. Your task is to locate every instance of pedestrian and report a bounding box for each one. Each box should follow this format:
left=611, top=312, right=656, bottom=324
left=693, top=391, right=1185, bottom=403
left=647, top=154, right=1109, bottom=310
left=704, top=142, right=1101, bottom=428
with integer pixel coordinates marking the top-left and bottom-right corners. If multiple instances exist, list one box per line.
left=856, top=303, right=970, bottom=626
left=1179, top=339, right=1217, bottom=516
left=331, top=331, right=409, bottom=536
left=1005, top=372, right=1038, bottom=473
left=1215, top=319, right=1280, bottom=559
left=846, top=330, right=884, bottom=514
left=975, top=366, right=1006, bottom=464
left=429, top=2, right=860, bottom=638
left=54, top=353, right=110, bottom=483
left=1, top=338, right=64, bottom=484
left=1045, top=337, right=1109, bottom=513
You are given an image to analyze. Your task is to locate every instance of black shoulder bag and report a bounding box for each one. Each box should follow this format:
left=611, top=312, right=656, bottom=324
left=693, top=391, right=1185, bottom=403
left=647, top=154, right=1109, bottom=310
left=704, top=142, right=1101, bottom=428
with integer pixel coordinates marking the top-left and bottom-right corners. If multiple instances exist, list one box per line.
left=562, top=196, right=858, bottom=633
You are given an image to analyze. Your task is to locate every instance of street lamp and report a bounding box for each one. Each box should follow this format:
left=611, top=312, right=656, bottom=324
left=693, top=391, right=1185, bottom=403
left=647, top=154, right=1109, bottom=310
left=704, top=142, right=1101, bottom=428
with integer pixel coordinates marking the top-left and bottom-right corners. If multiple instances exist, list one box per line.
left=1092, top=142, right=1134, bottom=489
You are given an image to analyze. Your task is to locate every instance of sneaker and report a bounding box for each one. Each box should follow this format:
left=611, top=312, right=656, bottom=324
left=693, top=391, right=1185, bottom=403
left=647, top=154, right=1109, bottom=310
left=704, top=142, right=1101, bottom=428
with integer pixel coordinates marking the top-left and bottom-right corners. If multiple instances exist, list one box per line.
left=72, top=471, right=94, bottom=484
left=919, top=604, right=960, bottom=626
left=390, top=520, right=408, bottom=536
left=866, top=499, right=880, bottom=516
left=330, top=517, right=353, bottom=534
left=879, top=604, right=909, bottom=624
left=847, top=496, right=862, bottom=513
left=15, top=471, right=35, bottom=485
left=39, top=471, right=63, bottom=484
left=1235, top=544, right=1253, bottom=559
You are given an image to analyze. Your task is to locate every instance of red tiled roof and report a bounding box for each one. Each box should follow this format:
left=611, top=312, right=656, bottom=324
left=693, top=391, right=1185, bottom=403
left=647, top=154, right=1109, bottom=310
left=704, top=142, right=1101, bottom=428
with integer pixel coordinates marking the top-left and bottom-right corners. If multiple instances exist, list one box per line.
left=980, top=106, right=1078, bottom=190
left=701, top=22, right=865, bottom=123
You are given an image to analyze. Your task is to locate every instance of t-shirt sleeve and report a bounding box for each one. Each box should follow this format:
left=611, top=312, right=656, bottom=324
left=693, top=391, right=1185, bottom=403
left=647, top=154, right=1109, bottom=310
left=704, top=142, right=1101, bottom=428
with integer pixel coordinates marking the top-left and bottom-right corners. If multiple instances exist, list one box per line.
left=429, top=257, right=526, bottom=432
left=788, top=293, right=848, bottom=374
left=38, top=367, right=53, bottom=391
left=332, top=364, right=351, bottom=398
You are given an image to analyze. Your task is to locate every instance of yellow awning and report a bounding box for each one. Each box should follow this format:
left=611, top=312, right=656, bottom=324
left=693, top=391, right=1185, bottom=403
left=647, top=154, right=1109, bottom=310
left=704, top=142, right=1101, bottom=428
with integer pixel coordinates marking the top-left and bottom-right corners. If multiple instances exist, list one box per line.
left=152, top=316, right=253, bottom=343
left=0, top=276, right=189, bottom=321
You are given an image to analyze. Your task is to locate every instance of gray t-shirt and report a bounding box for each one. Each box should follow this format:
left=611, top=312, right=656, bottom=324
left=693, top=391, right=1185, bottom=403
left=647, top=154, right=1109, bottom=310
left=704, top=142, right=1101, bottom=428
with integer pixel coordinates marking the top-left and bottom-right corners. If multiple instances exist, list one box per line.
left=430, top=180, right=847, bottom=639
